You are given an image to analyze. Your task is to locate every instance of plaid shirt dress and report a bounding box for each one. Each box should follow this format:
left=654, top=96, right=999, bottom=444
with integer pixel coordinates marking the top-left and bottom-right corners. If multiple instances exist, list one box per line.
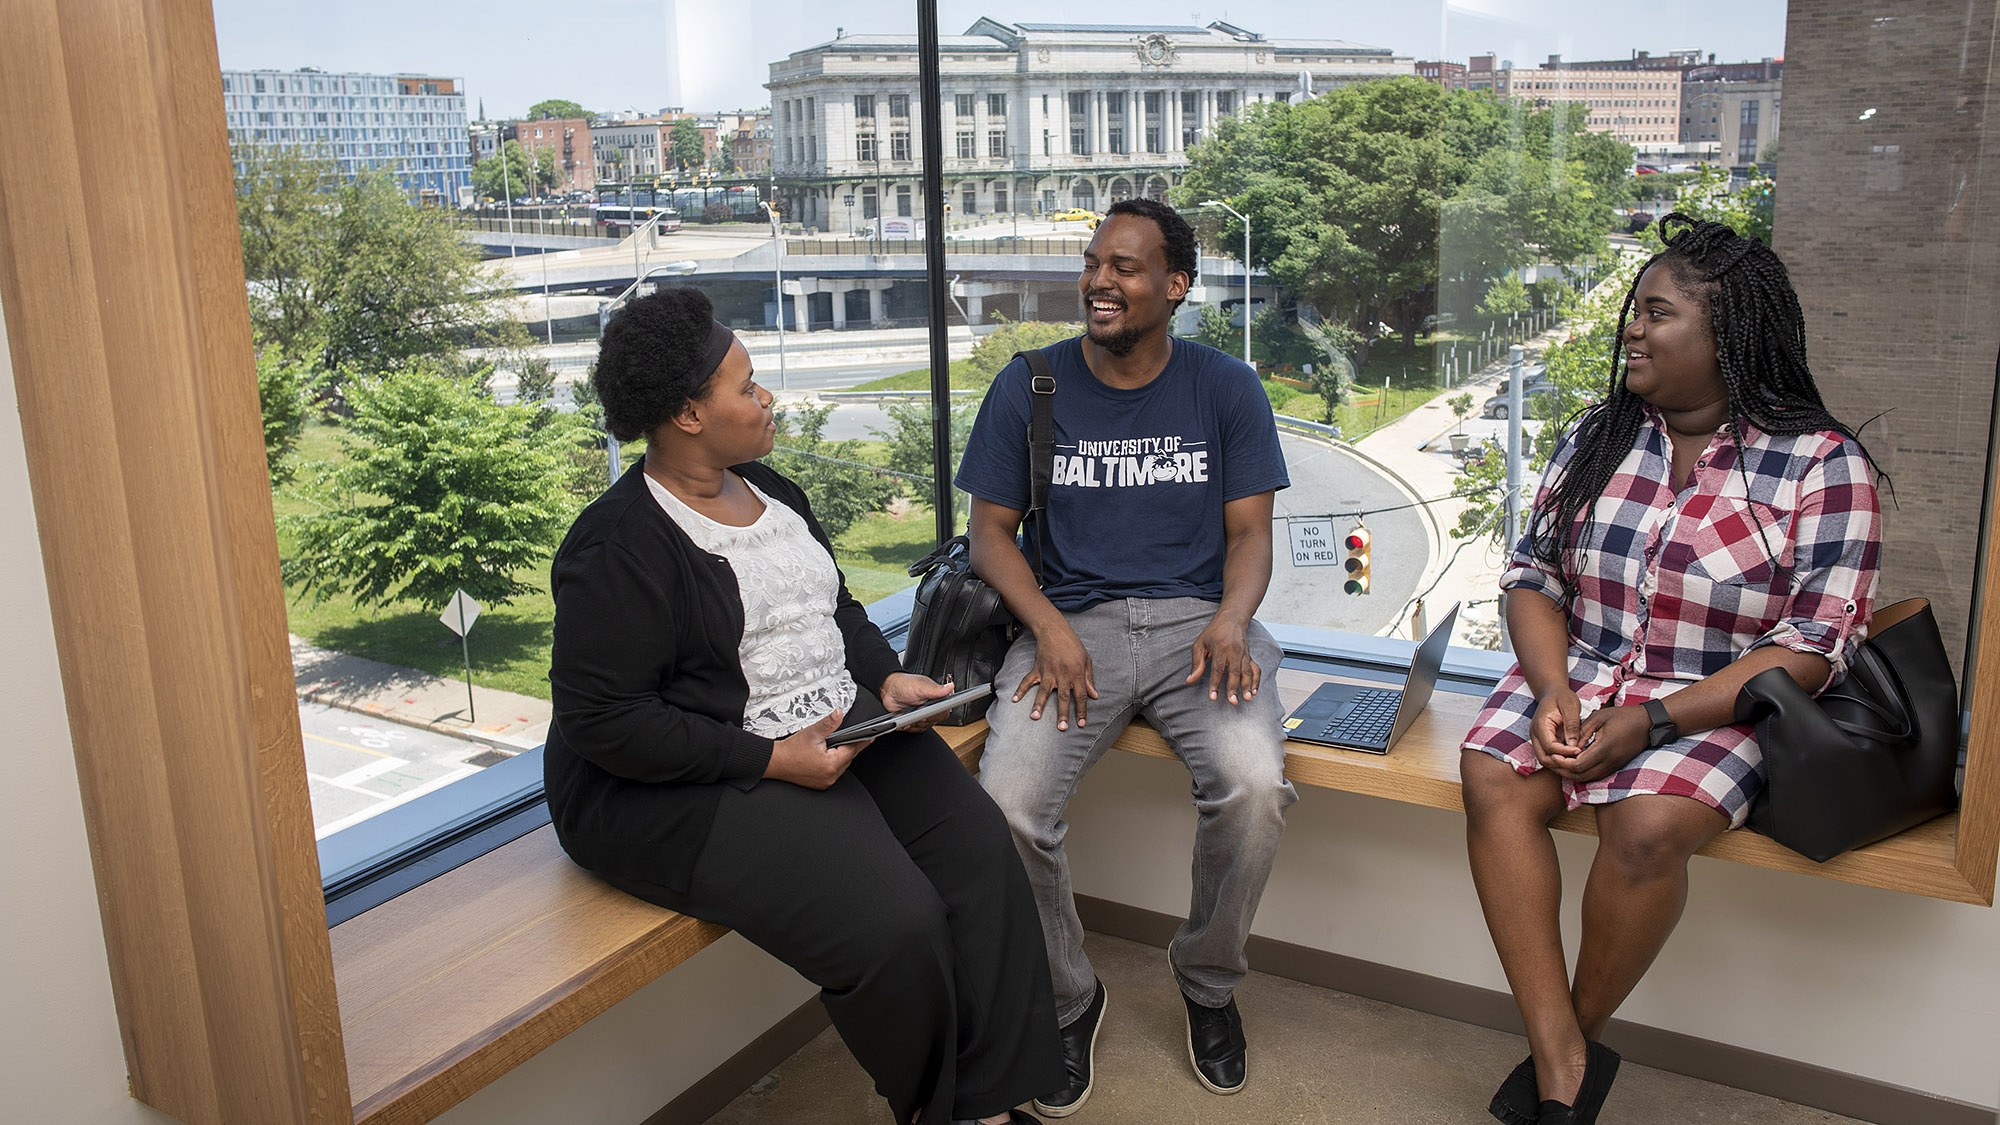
left=1462, top=407, right=1882, bottom=826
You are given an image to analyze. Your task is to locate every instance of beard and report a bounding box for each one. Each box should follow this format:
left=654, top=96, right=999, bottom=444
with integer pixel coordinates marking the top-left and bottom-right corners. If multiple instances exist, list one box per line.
left=1087, top=320, right=1145, bottom=356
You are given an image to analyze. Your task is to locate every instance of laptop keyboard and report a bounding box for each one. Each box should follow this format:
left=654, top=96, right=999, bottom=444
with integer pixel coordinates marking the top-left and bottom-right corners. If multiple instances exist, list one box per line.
left=1321, top=688, right=1401, bottom=744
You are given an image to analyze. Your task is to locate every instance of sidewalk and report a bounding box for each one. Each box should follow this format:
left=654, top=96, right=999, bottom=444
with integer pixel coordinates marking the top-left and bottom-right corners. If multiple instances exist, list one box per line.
left=291, top=635, right=550, bottom=750
left=1349, top=330, right=1566, bottom=650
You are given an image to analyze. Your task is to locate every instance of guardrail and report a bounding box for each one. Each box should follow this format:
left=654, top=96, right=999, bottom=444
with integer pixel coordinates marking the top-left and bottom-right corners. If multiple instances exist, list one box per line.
left=784, top=236, right=1090, bottom=256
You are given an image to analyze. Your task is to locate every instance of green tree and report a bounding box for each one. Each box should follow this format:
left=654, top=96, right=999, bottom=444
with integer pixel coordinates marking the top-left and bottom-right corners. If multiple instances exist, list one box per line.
left=527, top=99, right=587, bottom=120
left=317, top=170, right=502, bottom=377
left=1188, top=302, right=1238, bottom=353
left=1665, top=164, right=1773, bottom=247
left=473, top=139, right=534, bottom=201
left=281, top=366, right=580, bottom=610
left=669, top=118, right=706, bottom=171
left=235, top=147, right=502, bottom=381
left=1479, top=274, right=1531, bottom=318
left=532, top=146, right=560, bottom=194
left=870, top=396, right=979, bottom=522
left=235, top=144, right=340, bottom=363
left=1297, top=318, right=1361, bottom=424
left=765, top=403, right=898, bottom=540
left=257, top=349, right=313, bottom=483
left=963, top=318, right=1083, bottom=381
left=1181, top=78, right=1624, bottom=363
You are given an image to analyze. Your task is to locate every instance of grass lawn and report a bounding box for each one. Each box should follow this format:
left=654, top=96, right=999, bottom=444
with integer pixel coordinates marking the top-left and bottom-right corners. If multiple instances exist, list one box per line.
left=850, top=360, right=992, bottom=393
left=275, top=422, right=941, bottom=700
left=1261, top=338, right=1460, bottom=439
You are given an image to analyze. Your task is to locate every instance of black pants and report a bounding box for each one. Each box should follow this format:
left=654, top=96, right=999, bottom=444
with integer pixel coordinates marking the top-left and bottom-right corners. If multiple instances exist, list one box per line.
left=605, top=727, right=1062, bottom=1123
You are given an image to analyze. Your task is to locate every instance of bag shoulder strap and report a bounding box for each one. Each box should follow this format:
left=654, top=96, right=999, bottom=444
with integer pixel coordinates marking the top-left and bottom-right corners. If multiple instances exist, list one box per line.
left=1014, top=348, right=1056, bottom=585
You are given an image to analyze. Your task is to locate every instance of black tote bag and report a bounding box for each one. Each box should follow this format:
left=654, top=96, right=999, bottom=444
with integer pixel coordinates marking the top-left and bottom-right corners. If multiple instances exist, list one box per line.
left=1736, top=598, right=1961, bottom=863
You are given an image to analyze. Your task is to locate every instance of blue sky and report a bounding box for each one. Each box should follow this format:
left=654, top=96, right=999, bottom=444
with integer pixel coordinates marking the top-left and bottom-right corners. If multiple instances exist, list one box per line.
left=209, top=0, right=1786, bottom=119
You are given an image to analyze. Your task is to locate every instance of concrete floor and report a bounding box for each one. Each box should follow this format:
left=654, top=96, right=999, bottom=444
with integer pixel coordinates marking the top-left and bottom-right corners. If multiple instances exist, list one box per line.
left=709, top=934, right=1864, bottom=1124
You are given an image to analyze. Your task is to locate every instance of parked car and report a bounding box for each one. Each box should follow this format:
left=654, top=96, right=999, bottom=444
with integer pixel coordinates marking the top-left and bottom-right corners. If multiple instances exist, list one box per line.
left=1048, top=207, right=1100, bottom=223
left=1481, top=366, right=1554, bottom=419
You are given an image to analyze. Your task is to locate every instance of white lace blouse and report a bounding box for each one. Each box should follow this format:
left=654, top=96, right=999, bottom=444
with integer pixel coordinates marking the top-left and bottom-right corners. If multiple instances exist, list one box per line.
left=645, top=474, right=858, bottom=739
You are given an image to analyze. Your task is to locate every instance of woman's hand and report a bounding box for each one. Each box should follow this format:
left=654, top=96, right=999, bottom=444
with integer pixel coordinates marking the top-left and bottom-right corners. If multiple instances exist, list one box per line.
left=879, top=672, right=956, bottom=732
left=1546, top=705, right=1651, bottom=783
left=764, top=710, right=863, bottom=790
left=1015, top=622, right=1097, bottom=731
left=1528, top=689, right=1585, bottom=770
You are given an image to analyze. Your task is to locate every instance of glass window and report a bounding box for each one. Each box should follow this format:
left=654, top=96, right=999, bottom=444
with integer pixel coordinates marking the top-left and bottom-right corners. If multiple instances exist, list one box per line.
left=854, top=93, right=875, bottom=118
left=889, top=93, right=909, bottom=118
left=988, top=93, right=1006, bottom=116
left=891, top=131, right=910, bottom=161
left=987, top=130, right=1005, bottom=158
left=956, top=93, right=974, bottom=118
left=956, top=131, right=973, bottom=160
left=856, top=133, right=876, bottom=163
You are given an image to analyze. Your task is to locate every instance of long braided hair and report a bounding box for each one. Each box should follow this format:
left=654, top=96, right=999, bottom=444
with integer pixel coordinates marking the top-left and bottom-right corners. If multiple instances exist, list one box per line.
left=1527, top=213, right=1884, bottom=602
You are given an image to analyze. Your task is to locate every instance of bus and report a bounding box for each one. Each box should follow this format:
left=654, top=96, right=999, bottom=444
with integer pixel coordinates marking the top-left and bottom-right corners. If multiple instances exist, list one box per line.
left=592, top=189, right=682, bottom=235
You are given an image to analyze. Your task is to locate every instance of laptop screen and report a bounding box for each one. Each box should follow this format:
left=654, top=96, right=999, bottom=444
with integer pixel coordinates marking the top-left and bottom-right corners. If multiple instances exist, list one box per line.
left=1385, top=602, right=1462, bottom=745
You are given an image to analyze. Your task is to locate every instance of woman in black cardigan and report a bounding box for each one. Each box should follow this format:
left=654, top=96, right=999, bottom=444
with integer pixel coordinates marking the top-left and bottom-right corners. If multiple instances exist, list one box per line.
left=545, top=287, right=1060, bottom=1125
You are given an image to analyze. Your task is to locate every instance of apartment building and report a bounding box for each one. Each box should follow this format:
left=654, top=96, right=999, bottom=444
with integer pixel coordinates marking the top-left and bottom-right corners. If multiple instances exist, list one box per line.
left=221, top=67, right=472, bottom=204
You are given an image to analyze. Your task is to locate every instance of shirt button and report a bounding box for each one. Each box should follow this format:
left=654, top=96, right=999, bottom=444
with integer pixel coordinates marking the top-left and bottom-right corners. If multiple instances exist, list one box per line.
left=1696, top=459, right=1707, bottom=468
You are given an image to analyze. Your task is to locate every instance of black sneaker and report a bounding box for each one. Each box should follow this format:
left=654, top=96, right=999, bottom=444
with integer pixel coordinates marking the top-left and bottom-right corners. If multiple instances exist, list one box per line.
left=1033, top=979, right=1107, bottom=1118
left=1182, top=991, right=1246, bottom=1095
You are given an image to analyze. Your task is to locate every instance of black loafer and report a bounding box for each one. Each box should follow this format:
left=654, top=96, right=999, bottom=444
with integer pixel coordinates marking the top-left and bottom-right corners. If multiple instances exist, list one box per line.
left=1488, top=1054, right=1537, bottom=1125
left=1033, top=979, right=1107, bottom=1118
left=1537, top=1040, right=1621, bottom=1124
left=1182, top=991, right=1247, bottom=1095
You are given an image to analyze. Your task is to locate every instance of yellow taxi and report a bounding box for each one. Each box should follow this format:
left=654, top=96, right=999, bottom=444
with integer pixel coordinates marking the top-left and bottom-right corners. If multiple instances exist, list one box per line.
left=1048, top=207, right=1101, bottom=224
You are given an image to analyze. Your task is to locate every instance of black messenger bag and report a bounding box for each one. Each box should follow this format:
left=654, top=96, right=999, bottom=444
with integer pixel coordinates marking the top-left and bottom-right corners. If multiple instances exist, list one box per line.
left=900, top=349, right=1056, bottom=725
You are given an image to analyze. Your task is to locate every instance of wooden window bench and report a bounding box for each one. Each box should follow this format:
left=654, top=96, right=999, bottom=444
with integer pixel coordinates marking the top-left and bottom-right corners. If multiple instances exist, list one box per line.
left=328, top=665, right=1985, bottom=1125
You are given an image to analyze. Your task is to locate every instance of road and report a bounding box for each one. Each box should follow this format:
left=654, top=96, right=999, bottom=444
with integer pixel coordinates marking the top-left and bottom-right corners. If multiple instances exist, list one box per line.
left=299, top=700, right=520, bottom=838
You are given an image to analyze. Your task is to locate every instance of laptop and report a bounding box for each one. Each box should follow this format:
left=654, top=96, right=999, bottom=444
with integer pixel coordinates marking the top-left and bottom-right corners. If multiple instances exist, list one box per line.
left=1281, top=602, right=1462, bottom=754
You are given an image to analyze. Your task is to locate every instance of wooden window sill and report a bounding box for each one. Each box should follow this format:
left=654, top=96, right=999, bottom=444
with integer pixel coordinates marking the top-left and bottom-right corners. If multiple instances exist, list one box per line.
left=328, top=667, right=1979, bottom=1124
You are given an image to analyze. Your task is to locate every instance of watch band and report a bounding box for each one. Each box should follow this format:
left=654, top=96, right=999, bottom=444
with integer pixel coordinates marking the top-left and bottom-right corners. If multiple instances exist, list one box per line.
left=1643, top=698, right=1679, bottom=748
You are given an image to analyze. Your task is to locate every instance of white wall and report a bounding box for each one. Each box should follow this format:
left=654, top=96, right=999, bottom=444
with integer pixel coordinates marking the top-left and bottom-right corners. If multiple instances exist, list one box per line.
left=0, top=309, right=176, bottom=1125
left=1061, top=748, right=2000, bottom=1110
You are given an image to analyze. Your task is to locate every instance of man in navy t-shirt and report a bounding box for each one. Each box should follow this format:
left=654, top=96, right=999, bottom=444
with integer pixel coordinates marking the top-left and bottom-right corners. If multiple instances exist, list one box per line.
left=956, top=198, right=1297, bottom=1115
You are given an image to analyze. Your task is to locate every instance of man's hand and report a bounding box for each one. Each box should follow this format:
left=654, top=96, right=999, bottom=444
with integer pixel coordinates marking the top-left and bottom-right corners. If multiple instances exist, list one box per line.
left=763, top=710, right=863, bottom=789
left=1545, top=704, right=1650, bottom=783
left=1015, top=622, right=1097, bottom=730
left=1187, top=615, right=1260, bottom=704
left=879, top=672, right=956, bottom=732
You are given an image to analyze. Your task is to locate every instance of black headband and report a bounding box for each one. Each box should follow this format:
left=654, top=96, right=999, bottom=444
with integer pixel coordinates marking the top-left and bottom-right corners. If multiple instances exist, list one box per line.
left=697, top=319, right=736, bottom=383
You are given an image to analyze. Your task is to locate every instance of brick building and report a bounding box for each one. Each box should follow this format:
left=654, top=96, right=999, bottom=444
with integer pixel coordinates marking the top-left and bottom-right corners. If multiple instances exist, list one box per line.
left=1415, top=60, right=1468, bottom=89
left=508, top=116, right=593, bottom=194
left=1465, top=54, right=1682, bottom=149
left=1779, top=1, right=1999, bottom=676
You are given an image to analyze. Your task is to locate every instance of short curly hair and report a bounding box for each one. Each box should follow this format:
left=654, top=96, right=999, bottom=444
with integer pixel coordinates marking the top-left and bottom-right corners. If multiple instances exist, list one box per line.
left=595, top=287, right=722, bottom=442
left=1104, top=197, right=1198, bottom=309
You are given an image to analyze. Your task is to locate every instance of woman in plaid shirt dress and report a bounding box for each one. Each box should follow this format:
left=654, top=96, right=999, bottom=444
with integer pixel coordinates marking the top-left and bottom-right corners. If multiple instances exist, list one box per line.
left=1461, top=217, right=1884, bottom=1125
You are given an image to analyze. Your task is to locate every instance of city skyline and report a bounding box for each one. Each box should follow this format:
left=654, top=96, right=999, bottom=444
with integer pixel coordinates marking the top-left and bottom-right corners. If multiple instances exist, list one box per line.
left=211, top=0, right=1787, bottom=124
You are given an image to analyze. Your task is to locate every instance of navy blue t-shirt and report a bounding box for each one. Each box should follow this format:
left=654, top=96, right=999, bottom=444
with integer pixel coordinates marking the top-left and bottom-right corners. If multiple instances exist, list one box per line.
left=955, top=337, right=1289, bottom=611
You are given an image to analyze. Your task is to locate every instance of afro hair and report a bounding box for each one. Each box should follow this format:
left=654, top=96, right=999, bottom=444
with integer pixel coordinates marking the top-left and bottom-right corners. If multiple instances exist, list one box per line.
left=594, top=286, right=722, bottom=442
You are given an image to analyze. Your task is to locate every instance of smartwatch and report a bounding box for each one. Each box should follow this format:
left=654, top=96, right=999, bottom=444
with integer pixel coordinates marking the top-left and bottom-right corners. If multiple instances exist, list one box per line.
left=1643, top=698, right=1679, bottom=748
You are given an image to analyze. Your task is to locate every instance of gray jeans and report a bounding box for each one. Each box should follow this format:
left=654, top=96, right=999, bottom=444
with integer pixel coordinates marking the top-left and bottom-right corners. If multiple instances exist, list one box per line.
left=979, top=597, right=1296, bottom=1024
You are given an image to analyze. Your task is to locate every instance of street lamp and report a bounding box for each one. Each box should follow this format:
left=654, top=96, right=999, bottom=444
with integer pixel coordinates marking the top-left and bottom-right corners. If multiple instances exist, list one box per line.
left=762, top=200, right=789, bottom=392
left=1200, top=199, right=1251, bottom=370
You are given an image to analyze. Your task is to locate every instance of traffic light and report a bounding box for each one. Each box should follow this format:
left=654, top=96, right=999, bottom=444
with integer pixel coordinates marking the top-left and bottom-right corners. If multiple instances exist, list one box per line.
left=1344, top=525, right=1371, bottom=595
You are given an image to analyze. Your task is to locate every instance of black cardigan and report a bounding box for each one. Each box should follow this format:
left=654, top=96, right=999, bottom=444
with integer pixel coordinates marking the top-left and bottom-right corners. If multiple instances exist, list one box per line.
left=543, top=459, right=906, bottom=893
